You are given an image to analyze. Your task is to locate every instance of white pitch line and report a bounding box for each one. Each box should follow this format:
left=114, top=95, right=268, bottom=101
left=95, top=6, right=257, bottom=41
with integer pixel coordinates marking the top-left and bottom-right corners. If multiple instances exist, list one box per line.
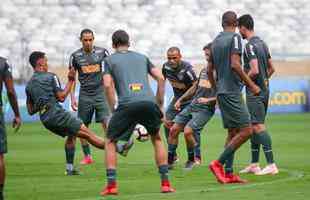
left=73, top=168, right=305, bottom=200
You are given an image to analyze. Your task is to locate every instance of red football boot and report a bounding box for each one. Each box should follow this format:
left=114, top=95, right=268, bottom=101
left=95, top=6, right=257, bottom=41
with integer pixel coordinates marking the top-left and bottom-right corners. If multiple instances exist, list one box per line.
left=100, top=182, right=118, bottom=196
left=161, top=180, right=176, bottom=193
left=209, top=160, right=229, bottom=184
left=226, top=174, right=248, bottom=184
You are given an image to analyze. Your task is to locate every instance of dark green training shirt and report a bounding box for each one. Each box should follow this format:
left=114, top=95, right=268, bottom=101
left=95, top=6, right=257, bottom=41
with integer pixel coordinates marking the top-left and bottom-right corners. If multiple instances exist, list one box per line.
left=191, top=67, right=216, bottom=106
left=0, top=57, right=13, bottom=106
left=211, top=32, right=243, bottom=94
left=25, top=72, right=63, bottom=113
left=243, top=36, right=271, bottom=97
left=69, top=46, right=109, bottom=96
left=103, top=50, right=156, bottom=106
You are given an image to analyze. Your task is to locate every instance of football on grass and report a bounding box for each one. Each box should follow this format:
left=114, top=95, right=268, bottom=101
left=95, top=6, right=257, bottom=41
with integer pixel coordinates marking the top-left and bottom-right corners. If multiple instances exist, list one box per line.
left=133, top=124, right=149, bottom=142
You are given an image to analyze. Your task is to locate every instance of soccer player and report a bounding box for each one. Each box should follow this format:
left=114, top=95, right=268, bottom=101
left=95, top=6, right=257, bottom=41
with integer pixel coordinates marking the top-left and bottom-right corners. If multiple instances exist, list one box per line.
left=207, top=11, right=261, bottom=184
left=25, top=51, right=109, bottom=174
left=0, top=57, right=21, bottom=200
left=69, top=29, right=111, bottom=165
left=101, top=30, right=175, bottom=196
left=169, top=43, right=216, bottom=170
left=237, top=14, right=278, bottom=175
left=162, top=47, right=198, bottom=165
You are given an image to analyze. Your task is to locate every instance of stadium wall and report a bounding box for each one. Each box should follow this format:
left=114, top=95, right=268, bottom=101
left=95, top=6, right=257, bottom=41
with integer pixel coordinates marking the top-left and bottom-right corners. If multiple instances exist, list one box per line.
left=2, top=77, right=310, bottom=123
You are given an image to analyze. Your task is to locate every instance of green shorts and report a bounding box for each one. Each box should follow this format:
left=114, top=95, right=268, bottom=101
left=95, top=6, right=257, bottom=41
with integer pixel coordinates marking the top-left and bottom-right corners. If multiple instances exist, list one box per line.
left=174, top=103, right=215, bottom=132
left=165, top=98, right=190, bottom=121
left=218, top=94, right=251, bottom=129
left=0, top=108, right=7, bottom=154
left=246, top=95, right=269, bottom=124
left=78, top=93, right=110, bottom=125
left=40, top=104, right=83, bottom=138
left=107, top=101, right=163, bottom=142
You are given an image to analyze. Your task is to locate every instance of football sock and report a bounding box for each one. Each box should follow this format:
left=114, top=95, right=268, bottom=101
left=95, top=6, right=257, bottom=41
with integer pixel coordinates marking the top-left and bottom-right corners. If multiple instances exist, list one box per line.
left=250, top=134, right=260, bottom=163
left=81, top=144, right=91, bottom=156
left=158, top=165, right=169, bottom=181
left=218, top=146, right=235, bottom=165
left=65, top=146, right=75, bottom=170
left=225, top=152, right=235, bottom=174
left=258, top=131, right=274, bottom=164
left=0, top=184, right=3, bottom=199
left=187, top=146, right=195, bottom=162
left=193, top=130, right=201, bottom=158
left=168, top=144, right=177, bottom=164
left=106, top=169, right=117, bottom=185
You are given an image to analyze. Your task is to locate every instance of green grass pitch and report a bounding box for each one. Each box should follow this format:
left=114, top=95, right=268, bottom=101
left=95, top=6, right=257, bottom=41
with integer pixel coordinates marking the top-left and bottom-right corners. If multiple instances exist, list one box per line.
left=5, top=113, right=310, bottom=200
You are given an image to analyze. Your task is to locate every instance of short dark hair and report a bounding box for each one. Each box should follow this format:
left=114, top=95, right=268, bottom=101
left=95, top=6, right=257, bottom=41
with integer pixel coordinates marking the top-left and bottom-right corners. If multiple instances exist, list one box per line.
left=112, top=30, right=129, bottom=47
left=238, top=14, right=254, bottom=30
left=80, top=28, right=94, bottom=39
left=29, top=51, right=45, bottom=68
left=167, top=46, right=181, bottom=54
left=203, top=42, right=212, bottom=50
left=222, top=11, right=237, bottom=28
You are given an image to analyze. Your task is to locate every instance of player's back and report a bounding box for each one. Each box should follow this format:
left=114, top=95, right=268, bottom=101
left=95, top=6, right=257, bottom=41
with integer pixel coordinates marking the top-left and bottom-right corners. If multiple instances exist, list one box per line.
left=244, top=36, right=270, bottom=96
left=212, top=32, right=243, bottom=95
left=0, top=57, right=11, bottom=106
left=26, top=72, right=60, bottom=110
left=104, top=50, right=155, bottom=106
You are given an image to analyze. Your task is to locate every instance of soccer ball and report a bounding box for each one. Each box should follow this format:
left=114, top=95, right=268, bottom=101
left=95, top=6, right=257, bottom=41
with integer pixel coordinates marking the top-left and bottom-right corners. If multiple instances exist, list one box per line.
left=133, top=124, right=149, bottom=142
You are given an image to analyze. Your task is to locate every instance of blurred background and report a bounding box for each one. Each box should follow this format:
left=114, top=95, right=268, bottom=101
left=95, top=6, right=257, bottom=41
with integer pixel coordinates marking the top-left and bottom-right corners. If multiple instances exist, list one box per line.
left=0, top=0, right=309, bottom=121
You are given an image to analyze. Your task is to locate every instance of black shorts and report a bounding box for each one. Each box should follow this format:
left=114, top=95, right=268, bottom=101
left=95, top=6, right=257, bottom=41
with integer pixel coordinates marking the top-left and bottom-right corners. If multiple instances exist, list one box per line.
left=107, top=101, right=163, bottom=141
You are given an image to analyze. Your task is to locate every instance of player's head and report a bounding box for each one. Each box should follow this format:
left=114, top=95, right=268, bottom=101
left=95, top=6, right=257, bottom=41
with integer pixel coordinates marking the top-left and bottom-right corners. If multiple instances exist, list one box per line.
left=167, top=46, right=182, bottom=68
left=112, top=30, right=130, bottom=48
left=222, top=11, right=238, bottom=29
left=202, top=43, right=212, bottom=62
left=29, top=51, right=48, bottom=71
left=238, top=14, right=254, bottom=39
left=80, top=28, right=94, bottom=53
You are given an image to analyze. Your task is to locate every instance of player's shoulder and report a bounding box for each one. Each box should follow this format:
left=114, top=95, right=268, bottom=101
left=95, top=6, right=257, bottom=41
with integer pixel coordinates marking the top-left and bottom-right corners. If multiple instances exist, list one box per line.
left=93, top=46, right=109, bottom=56
left=71, top=48, right=83, bottom=58
left=180, top=60, right=194, bottom=71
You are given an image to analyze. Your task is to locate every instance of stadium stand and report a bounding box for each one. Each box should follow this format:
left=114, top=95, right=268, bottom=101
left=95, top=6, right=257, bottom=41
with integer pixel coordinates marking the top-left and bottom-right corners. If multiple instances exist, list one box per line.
left=0, top=0, right=309, bottom=80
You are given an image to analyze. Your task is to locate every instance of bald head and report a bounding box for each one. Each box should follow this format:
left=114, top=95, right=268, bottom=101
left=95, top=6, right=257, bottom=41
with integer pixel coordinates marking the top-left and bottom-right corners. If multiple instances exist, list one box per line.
left=222, top=11, right=238, bottom=28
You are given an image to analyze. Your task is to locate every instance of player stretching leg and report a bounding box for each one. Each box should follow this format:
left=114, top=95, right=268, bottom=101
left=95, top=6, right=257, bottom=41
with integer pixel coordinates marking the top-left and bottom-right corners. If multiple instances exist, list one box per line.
left=101, top=30, right=175, bottom=196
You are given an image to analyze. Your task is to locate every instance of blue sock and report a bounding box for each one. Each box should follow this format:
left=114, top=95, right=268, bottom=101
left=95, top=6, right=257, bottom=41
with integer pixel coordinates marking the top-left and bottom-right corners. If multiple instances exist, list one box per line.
left=168, top=144, right=177, bottom=164
left=187, top=147, right=195, bottom=162
left=158, top=165, right=169, bottom=181
left=106, top=169, right=117, bottom=185
left=193, top=130, right=201, bottom=158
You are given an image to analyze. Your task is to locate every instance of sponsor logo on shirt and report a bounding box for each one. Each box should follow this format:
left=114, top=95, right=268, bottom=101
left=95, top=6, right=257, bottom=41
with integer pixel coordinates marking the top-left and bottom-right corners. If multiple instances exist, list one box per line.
left=81, top=64, right=100, bottom=73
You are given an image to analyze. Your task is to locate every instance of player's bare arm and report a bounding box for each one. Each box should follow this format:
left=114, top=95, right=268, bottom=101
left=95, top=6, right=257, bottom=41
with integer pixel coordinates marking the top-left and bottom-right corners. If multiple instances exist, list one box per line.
left=4, top=75, right=21, bottom=130
left=207, top=50, right=216, bottom=88
left=103, top=74, right=116, bottom=112
left=248, top=58, right=259, bottom=79
left=267, top=59, right=275, bottom=78
left=149, top=67, right=165, bottom=112
left=56, top=69, right=76, bottom=102
left=69, top=68, right=78, bottom=111
left=231, top=53, right=260, bottom=95
left=174, top=81, right=198, bottom=110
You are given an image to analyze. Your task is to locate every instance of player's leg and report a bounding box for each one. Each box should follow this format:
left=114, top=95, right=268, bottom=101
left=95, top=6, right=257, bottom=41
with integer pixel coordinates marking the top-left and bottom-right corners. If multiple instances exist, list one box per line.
left=209, top=94, right=252, bottom=183
left=0, top=154, right=5, bottom=200
left=193, top=130, right=201, bottom=164
left=77, top=96, right=94, bottom=165
left=0, top=109, right=7, bottom=199
left=76, top=124, right=105, bottom=149
left=65, top=136, right=79, bottom=175
left=167, top=123, right=184, bottom=169
left=253, top=123, right=278, bottom=175
left=183, top=126, right=197, bottom=170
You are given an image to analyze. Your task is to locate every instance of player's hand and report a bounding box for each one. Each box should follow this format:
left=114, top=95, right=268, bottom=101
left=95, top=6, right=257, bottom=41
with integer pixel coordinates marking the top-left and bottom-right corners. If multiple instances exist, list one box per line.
left=71, top=98, right=78, bottom=111
left=68, top=68, right=76, bottom=81
left=174, top=100, right=181, bottom=111
left=197, top=97, right=207, bottom=104
left=250, top=84, right=261, bottom=96
left=12, top=116, right=21, bottom=133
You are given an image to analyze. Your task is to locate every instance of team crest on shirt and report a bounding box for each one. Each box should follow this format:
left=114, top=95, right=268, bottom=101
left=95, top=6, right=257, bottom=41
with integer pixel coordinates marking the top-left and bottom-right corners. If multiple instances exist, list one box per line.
left=177, top=70, right=185, bottom=80
left=129, top=83, right=143, bottom=92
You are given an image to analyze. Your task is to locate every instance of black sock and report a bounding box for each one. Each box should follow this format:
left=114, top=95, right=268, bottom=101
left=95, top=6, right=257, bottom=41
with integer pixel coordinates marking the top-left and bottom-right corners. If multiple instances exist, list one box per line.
left=218, top=146, right=235, bottom=165
left=251, top=134, right=260, bottom=163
